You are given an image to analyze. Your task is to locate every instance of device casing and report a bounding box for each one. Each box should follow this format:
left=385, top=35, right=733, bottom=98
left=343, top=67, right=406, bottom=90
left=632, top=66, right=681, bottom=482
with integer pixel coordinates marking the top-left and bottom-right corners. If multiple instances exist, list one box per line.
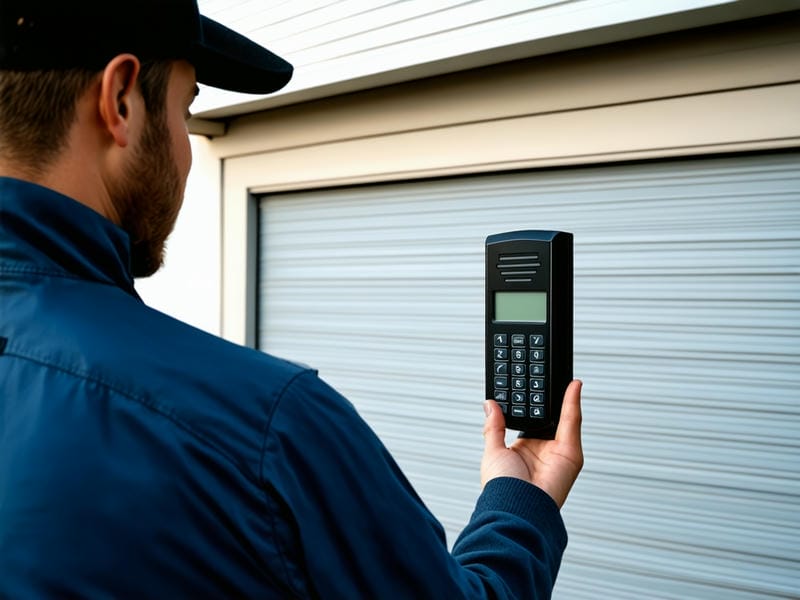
left=485, top=230, right=573, bottom=438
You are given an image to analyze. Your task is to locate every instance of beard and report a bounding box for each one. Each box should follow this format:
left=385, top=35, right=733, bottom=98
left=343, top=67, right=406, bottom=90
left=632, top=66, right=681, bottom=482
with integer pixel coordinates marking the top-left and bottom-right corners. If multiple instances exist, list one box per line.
left=111, top=113, right=184, bottom=279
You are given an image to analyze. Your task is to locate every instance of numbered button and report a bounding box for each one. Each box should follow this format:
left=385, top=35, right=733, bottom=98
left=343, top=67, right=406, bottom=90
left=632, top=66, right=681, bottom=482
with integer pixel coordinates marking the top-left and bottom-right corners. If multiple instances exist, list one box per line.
left=494, top=347, right=508, bottom=360
left=511, top=348, right=526, bottom=362
left=529, top=363, right=544, bottom=376
left=530, top=334, right=544, bottom=347
left=511, top=391, right=526, bottom=404
left=512, top=377, right=526, bottom=390
left=494, top=390, right=508, bottom=402
left=494, top=376, right=508, bottom=389
left=529, top=377, right=545, bottom=391
left=530, top=349, right=545, bottom=362
left=494, top=334, right=508, bottom=347
left=511, top=363, right=526, bottom=376
left=530, top=406, right=545, bottom=419
left=494, top=362, right=508, bottom=375
left=530, top=392, right=545, bottom=404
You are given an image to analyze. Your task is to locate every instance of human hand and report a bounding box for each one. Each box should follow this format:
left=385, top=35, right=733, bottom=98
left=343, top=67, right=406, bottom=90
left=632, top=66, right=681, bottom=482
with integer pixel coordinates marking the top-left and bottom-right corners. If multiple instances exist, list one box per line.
left=481, top=380, right=583, bottom=508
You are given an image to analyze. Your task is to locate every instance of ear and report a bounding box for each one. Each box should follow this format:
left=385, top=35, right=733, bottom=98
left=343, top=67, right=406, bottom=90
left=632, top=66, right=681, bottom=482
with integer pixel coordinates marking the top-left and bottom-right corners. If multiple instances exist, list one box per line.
left=98, top=54, right=141, bottom=148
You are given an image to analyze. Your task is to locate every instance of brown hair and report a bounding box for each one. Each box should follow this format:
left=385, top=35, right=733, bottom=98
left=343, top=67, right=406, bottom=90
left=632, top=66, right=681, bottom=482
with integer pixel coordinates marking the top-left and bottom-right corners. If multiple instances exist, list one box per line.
left=0, top=60, right=172, bottom=174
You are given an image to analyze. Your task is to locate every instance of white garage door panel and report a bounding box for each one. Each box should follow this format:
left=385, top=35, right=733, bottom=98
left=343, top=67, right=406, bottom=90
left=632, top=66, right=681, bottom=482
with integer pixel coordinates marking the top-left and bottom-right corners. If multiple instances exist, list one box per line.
left=257, top=153, right=800, bottom=599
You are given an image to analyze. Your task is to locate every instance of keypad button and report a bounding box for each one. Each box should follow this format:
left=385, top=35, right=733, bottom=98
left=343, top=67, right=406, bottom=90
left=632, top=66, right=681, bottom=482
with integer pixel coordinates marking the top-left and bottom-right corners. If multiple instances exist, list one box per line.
left=530, top=334, right=544, bottom=347
left=494, top=390, right=508, bottom=402
left=494, top=376, right=508, bottom=389
left=511, top=405, right=526, bottom=418
left=494, top=362, right=508, bottom=375
left=530, top=406, right=545, bottom=419
left=511, top=334, right=526, bottom=347
left=497, top=402, right=509, bottom=414
left=494, top=348, right=508, bottom=360
left=529, top=377, right=545, bottom=390
left=511, top=391, right=526, bottom=404
left=494, top=334, right=508, bottom=347
left=530, top=392, right=545, bottom=404
left=512, top=377, right=526, bottom=390
left=511, top=348, right=526, bottom=362
left=529, top=363, right=545, bottom=376
left=511, top=363, right=526, bottom=376
left=529, top=349, right=545, bottom=362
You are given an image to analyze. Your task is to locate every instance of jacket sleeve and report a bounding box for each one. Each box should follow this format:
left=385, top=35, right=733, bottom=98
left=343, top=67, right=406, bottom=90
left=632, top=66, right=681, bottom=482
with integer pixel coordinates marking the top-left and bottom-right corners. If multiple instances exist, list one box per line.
left=260, top=370, right=567, bottom=599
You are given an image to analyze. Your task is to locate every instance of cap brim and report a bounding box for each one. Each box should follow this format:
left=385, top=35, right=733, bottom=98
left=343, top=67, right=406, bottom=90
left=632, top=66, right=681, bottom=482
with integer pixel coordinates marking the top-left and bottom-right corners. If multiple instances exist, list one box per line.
left=191, top=16, right=293, bottom=94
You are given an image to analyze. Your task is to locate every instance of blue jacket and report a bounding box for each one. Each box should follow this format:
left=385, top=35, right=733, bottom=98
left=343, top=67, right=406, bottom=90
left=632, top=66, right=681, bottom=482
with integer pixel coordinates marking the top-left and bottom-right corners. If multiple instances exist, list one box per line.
left=0, top=177, right=567, bottom=598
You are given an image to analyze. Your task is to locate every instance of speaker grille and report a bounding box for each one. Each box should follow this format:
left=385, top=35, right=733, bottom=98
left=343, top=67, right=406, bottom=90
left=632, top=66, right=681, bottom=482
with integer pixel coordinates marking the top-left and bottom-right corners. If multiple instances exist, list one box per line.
left=498, top=253, right=540, bottom=282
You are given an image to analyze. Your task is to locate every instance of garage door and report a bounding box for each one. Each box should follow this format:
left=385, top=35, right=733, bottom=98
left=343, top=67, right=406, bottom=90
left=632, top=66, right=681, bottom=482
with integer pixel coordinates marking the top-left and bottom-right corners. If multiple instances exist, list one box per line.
left=257, top=152, right=799, bottom=599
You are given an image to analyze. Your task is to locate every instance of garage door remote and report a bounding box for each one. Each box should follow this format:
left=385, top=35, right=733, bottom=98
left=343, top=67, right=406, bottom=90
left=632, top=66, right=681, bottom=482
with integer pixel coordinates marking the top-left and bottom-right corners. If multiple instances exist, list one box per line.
left=485, top=230, right=573, bottom=439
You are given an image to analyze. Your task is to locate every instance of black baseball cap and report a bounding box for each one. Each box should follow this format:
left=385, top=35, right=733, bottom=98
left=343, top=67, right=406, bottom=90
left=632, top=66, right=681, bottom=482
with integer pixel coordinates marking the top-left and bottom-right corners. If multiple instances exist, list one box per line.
left=0, top=0, right=293, bottom=94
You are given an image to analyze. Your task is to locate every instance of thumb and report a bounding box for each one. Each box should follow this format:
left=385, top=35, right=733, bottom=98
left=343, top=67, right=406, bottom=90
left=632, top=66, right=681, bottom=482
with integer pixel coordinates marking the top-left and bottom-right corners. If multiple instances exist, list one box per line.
left=483, top=400, right=507, bottom=451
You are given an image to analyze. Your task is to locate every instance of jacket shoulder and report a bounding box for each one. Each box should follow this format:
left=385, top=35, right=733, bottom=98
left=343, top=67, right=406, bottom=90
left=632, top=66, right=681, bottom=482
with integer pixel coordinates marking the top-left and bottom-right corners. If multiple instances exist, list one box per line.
left=4, top=278, right=314, bottom=474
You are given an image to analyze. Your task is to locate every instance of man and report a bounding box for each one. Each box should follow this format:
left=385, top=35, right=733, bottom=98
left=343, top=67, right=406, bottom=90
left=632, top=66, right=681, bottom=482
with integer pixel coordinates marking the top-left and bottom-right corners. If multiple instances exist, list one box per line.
left=0, top=0, right=583, bottom=597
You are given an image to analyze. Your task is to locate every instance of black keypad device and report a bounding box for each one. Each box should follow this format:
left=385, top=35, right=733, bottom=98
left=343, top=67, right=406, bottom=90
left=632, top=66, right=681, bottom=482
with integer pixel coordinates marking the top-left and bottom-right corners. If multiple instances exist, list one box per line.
left=485, top=230, right=573, bottom=438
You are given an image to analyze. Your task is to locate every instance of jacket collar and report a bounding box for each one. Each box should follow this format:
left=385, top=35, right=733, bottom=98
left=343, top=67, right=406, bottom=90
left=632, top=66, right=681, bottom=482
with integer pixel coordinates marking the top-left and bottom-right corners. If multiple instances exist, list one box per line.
left=0, top=176, right=139, bottom=298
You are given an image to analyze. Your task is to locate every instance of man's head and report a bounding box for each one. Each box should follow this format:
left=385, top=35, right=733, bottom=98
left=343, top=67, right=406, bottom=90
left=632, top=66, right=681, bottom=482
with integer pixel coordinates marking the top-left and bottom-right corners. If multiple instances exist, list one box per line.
left=0, top=0, right=292, bottom=277
left=0, top=62, right=172, bottom=177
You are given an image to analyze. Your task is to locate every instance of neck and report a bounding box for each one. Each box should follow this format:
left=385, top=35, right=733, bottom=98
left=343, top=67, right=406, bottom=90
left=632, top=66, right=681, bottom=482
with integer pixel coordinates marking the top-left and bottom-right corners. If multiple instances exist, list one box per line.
left=0, top=159, right=45, bottom=185
left=0, top=154, right=119, bottom=224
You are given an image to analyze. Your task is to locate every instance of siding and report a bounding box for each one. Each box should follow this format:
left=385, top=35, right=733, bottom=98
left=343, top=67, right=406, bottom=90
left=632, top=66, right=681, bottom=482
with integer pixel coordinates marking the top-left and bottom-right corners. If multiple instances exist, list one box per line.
left=192, top=0, right=798, bottom=116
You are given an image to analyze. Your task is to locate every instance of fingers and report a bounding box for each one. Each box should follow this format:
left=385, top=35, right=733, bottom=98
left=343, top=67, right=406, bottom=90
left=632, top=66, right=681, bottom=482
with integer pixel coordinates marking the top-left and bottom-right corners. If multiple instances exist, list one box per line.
left=555, top=379, right=583, bottom=451
left=482, top=400, right=507, bottom=451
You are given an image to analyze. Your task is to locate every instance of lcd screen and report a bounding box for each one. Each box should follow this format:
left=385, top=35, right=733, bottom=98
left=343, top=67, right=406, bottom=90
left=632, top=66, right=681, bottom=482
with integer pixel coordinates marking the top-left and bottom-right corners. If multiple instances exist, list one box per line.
left=494, top=291, right=547, bottom=323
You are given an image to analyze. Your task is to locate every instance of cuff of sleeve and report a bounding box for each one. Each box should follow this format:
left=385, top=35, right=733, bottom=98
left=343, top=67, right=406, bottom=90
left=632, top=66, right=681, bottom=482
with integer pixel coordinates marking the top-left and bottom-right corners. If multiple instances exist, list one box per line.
left=477, top=477, right=568, bottom=549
